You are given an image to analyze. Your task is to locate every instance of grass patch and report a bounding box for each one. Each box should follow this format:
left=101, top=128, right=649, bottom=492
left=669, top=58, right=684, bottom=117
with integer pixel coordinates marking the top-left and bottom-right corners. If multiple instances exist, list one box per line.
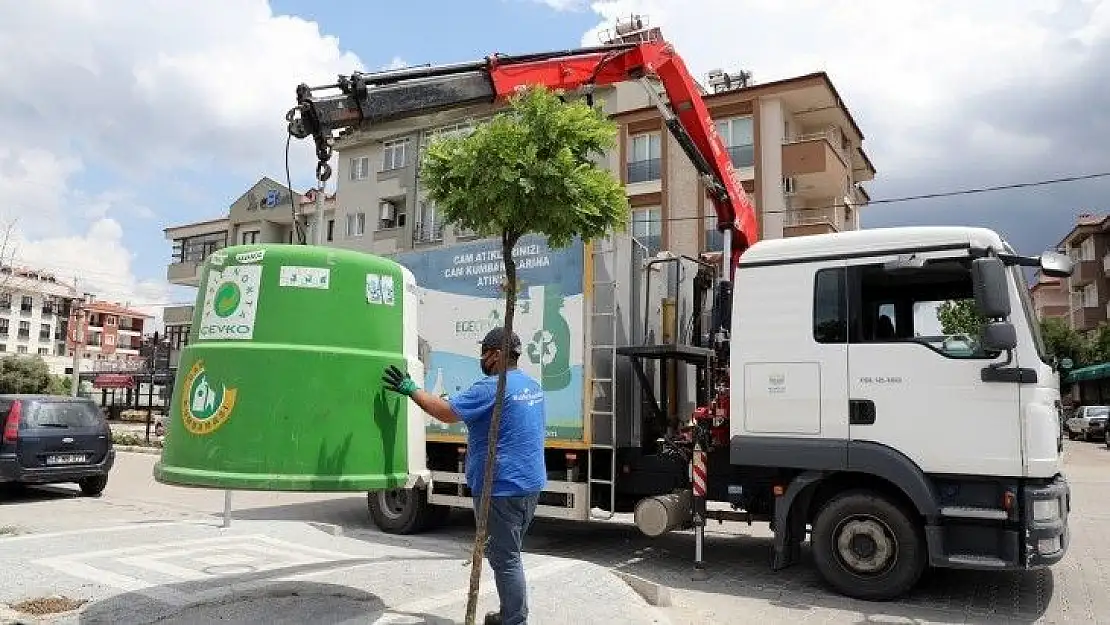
left=0, top=525, right=19, bottom=536
left=111, top=432, right=163, bottom=448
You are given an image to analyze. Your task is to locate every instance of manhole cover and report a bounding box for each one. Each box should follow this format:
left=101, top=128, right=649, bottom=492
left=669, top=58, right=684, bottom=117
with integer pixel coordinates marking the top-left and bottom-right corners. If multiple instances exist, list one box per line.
left=9, top=595, right=87, bottom=616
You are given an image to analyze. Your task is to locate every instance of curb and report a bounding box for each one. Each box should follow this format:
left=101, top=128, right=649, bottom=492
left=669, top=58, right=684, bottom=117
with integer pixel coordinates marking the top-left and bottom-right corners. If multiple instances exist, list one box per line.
left=114, top=445, right=162, bottom=455
left=610, top=570, right=672, bottom=607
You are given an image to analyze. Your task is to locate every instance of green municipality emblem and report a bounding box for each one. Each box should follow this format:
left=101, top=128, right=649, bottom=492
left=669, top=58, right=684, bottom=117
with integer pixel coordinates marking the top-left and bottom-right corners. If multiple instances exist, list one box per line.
left=213, top=282, right=241, bottom=317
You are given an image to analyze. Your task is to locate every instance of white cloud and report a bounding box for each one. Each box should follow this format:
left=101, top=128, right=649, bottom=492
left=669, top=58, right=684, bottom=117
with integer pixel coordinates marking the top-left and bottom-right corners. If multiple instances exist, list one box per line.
left=383, top=56, right=410, bottom=70
left=528, top=0, right=588, bottom=10
left=576, top=0, right=1110, bottom=178
left=0, top=1, right=370, bottom=331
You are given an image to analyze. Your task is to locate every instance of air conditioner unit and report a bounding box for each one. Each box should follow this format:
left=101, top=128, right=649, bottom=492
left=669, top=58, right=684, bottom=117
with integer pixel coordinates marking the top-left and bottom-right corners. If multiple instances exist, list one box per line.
left=379, top=201, right=396, bottom=222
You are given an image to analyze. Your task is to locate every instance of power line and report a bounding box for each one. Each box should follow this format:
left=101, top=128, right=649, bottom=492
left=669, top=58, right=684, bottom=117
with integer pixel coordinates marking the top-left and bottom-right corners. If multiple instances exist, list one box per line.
left=642, top=170, right=1110, bottom=224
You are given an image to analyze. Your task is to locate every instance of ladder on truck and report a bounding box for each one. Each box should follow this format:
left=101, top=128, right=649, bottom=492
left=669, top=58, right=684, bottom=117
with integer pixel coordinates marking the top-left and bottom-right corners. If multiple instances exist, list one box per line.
left=587, top=235, right=619, bottom=520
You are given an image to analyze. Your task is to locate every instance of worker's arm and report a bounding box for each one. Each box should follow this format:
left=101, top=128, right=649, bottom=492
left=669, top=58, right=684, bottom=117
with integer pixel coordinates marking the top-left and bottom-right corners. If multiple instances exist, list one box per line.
left=409, top=389, right=460, bottom=424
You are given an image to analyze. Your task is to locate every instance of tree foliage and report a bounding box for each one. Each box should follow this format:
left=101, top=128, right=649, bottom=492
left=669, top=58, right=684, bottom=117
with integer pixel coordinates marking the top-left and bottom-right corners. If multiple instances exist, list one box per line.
left=936, top=299, right=986, bottom=337
left=419, top=85, right=629, bottom=625
left=0, top=355, right=52, bottom=394
left=421, top=85, right=629, bottom=248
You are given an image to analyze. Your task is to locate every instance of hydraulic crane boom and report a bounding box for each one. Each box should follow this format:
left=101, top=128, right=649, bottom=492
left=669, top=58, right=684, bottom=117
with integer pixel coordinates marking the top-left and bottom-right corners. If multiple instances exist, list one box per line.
left=287, top=22, right=760, bottom=280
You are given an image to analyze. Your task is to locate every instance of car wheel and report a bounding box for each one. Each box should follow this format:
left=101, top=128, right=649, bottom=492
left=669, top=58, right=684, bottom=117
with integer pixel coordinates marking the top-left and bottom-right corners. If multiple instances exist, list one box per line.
left=810, top=490, right=926, bottom=601
left=78, top=475, right=108, bottom=497
left=1068, top=430, right=1078, bottom=440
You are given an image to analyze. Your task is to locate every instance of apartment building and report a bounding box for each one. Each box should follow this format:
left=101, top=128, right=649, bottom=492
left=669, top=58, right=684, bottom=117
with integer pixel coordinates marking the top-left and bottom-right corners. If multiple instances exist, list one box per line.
left=1058, top=213, right=1110, bottom=335
left=67, top=299, right=151, bottom=369
left=162, top=177, right=337, bottom=366
left=325, top=70, right=874, bottom=260
left=0, top=266, right=78, bottom=373
left=1030, top=272, right=1069, bottom=323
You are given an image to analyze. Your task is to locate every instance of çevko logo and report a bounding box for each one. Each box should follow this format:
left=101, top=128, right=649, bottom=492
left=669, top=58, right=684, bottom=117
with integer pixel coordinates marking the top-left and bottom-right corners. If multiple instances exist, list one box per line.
left=199, top=264, right=262, bottom=341
left=181, top=360, right=238, bottom=435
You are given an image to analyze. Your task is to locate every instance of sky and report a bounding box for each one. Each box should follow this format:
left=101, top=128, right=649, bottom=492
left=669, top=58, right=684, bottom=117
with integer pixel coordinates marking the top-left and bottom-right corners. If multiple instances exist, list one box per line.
left=1, top=0, right=1109, bottom=331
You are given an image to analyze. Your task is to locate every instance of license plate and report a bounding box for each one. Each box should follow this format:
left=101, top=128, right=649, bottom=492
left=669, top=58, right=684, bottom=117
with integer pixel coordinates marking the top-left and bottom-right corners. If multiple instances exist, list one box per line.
left=46, top=454, right=87, bottom=465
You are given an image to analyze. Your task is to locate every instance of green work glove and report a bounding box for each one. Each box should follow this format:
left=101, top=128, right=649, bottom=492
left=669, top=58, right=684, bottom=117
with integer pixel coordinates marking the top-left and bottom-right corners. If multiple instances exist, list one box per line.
left=382, top=365, right=420, bottom=397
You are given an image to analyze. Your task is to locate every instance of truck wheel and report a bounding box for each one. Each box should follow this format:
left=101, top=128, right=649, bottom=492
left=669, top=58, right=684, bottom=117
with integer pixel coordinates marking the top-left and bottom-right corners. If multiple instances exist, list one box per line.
left=810, top=490, right=925, bottom=601
left=367, top=487, right=438, bottom=534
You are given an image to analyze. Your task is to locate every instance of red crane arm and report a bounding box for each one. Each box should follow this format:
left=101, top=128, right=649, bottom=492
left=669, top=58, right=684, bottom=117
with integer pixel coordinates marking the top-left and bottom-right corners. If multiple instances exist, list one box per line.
left=289, top=35, right=760, bottom=273
left=483, top=41, right=759, bottom=269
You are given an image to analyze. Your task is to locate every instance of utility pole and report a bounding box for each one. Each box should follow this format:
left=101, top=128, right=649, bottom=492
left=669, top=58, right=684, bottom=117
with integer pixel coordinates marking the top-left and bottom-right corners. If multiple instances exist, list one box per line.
left=69, top=294, right=85, bottom=397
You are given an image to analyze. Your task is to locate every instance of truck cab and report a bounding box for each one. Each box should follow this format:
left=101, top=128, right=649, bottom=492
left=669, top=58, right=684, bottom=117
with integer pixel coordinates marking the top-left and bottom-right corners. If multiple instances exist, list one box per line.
left=729, top=226, right=1071, bottom=599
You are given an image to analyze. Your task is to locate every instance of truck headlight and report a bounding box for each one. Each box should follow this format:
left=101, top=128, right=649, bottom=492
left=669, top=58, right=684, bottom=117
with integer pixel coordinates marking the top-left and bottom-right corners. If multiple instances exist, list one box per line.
left=1032, top=499, right=1060, bottom=522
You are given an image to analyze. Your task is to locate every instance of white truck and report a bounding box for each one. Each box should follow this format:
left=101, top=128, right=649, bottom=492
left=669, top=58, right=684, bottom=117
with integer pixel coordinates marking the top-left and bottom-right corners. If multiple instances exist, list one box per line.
left=287, top=18, right=1072, bottom=601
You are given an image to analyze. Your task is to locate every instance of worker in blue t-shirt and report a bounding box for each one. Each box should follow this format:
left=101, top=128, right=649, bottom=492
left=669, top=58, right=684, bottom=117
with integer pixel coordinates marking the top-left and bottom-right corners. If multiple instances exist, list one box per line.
left=381, top=326, right=547, bottom=625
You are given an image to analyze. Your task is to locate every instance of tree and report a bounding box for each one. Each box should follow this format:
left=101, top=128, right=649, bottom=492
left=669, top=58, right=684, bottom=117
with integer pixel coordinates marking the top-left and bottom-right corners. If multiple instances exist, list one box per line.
left=0, top=355, right=51, bottom=394
left=1040, top=317, right=1087, bottom=366
left=420, top=84, right=629, bottom=625
left=936, top=299, right=986, bottom=337
left=46, top=374, right=72, bottom=395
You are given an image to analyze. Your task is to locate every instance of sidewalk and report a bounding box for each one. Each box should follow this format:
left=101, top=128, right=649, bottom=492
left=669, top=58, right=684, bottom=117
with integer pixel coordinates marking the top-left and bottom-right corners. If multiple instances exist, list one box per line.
left=0, top=518, right=672, bottom=625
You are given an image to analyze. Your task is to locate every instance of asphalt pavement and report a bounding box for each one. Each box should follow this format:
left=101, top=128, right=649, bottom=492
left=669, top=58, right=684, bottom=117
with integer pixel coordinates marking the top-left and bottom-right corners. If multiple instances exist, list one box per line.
left=2, top=441, right=1110, bottom=624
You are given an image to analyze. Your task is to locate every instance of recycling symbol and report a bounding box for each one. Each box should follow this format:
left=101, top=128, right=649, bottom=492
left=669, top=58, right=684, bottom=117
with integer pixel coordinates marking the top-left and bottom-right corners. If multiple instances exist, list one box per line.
left=527, top=330, right=558, bottom=366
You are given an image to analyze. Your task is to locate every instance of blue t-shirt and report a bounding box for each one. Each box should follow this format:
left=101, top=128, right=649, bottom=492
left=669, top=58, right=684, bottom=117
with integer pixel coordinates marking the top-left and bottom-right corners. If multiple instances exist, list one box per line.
left=449, top=368, right=547, bottom=496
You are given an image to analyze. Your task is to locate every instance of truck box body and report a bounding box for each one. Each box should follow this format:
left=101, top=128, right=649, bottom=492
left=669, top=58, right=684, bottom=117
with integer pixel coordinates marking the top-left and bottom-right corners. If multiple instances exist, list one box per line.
left=393, top=234, right=592, bottom=445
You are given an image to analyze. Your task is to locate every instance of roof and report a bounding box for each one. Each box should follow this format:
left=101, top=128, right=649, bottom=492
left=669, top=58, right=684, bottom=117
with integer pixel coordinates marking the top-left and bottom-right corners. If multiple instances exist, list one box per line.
left=1056, top=213, right=1110, bottom=248
left=0, top=273, right=78, bottom=298
left=739, top=226, right=1006, bottom=266
left=82, top=300, right=153, bottom=319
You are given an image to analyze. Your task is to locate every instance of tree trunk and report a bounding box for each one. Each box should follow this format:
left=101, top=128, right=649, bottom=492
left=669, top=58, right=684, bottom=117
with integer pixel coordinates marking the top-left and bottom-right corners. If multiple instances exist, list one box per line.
left=465, top=231, right=520, bottom=625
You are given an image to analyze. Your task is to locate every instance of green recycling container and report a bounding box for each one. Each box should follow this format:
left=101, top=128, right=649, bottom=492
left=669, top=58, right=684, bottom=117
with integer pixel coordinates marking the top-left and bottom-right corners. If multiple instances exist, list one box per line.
left=153, top=244, right=428, bottom=491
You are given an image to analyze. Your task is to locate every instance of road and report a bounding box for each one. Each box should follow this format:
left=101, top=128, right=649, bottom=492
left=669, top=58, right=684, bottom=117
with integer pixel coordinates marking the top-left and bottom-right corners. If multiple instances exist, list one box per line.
left=1, top=439, right=1108, bottom=623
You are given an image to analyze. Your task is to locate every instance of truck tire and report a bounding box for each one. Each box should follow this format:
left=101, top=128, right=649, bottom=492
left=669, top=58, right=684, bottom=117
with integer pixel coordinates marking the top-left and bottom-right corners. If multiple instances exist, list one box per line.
left=810, top=490, right=926, bottom=601
left=366, top=487, right=441, bottom=534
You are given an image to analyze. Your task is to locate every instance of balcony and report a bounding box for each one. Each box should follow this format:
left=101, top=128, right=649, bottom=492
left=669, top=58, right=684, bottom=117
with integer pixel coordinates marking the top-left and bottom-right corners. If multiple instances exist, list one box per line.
left=167, top=261, right=204, bottom=287
left=781, top=132, right=850, bottom=198
left=1076, top=305, right=1108, bottom=331
left=413, top=221, right=445, bottom=245
left=1071, top=259, right=1101, bottom=287
left=626, top=158, right=661, bottom=184
left=163, top=305, right=195, bottom=326
left=782, top=209, right=840, bottom=238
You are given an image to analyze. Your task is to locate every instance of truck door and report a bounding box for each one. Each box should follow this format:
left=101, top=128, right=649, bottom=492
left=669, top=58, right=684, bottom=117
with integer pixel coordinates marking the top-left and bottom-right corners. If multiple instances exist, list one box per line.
left=844, top=256, right=1022, bottom=477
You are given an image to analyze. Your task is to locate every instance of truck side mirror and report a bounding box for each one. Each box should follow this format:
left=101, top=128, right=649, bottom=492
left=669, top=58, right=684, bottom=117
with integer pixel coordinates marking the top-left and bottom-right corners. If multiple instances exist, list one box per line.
left=1040, top=251, right=1074, bottom=278
left=981, top=321, right=1017, bottom=351
left=971, top=257, right=1011, bottom=319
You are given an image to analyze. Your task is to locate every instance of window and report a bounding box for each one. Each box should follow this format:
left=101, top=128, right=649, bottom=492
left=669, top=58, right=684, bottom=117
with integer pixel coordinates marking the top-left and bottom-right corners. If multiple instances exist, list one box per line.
left=16, top=346, right=26, bottom=354
left=0, top=319, right=7, bottom=336
left=378, top=200, right=406, bottom=230
left=382, top=139, right=410, bottom=171
left=1083, top=283, right=1099, bottom=308
left=0, top=293, right=9, bottom=308
left=241, top=230, right=260, bottom=244
left=20, top=296, right=32, bottom=314
left=326, top=219, right=335, bottom=242
left=39, top=324, right=50, bottom=341
left=41, top=299, right=53, bottom=315
left=349, top=156, right=370, bottom=181
left=813, top=268, right=847, bottom=343
left=37, top=348, right=48, bottom=356
left=1081, top=237, right=1096, bottom=261
left=172, top=231, right=227, bottom=263
left=848, top=258, right=996, bottom=358
left=631, top=207, right=662, bottom=255
left=345, top=212, right=366, bottom=237
left=715, top=116, right=754, bottom=168
left=17, top=321, right=29, bottom=339
left=626, top=132, right=661, bottom=183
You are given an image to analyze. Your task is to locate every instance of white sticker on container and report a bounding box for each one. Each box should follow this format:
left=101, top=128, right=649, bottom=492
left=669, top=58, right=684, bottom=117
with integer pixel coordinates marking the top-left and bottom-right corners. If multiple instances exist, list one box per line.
left=279, top=265, right=330, bottom=289
left=366, top=273, right=382, bottom=304
left=236, top=250, right=265, bottom=264
left=381, top=274, right=395, bottom=306
left=209, top=251, right=227, bottom=266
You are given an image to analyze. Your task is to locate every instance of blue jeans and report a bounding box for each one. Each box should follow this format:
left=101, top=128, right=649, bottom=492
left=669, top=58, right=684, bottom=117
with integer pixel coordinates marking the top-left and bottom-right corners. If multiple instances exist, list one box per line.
left=473, top=492, right=540, bottom=625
